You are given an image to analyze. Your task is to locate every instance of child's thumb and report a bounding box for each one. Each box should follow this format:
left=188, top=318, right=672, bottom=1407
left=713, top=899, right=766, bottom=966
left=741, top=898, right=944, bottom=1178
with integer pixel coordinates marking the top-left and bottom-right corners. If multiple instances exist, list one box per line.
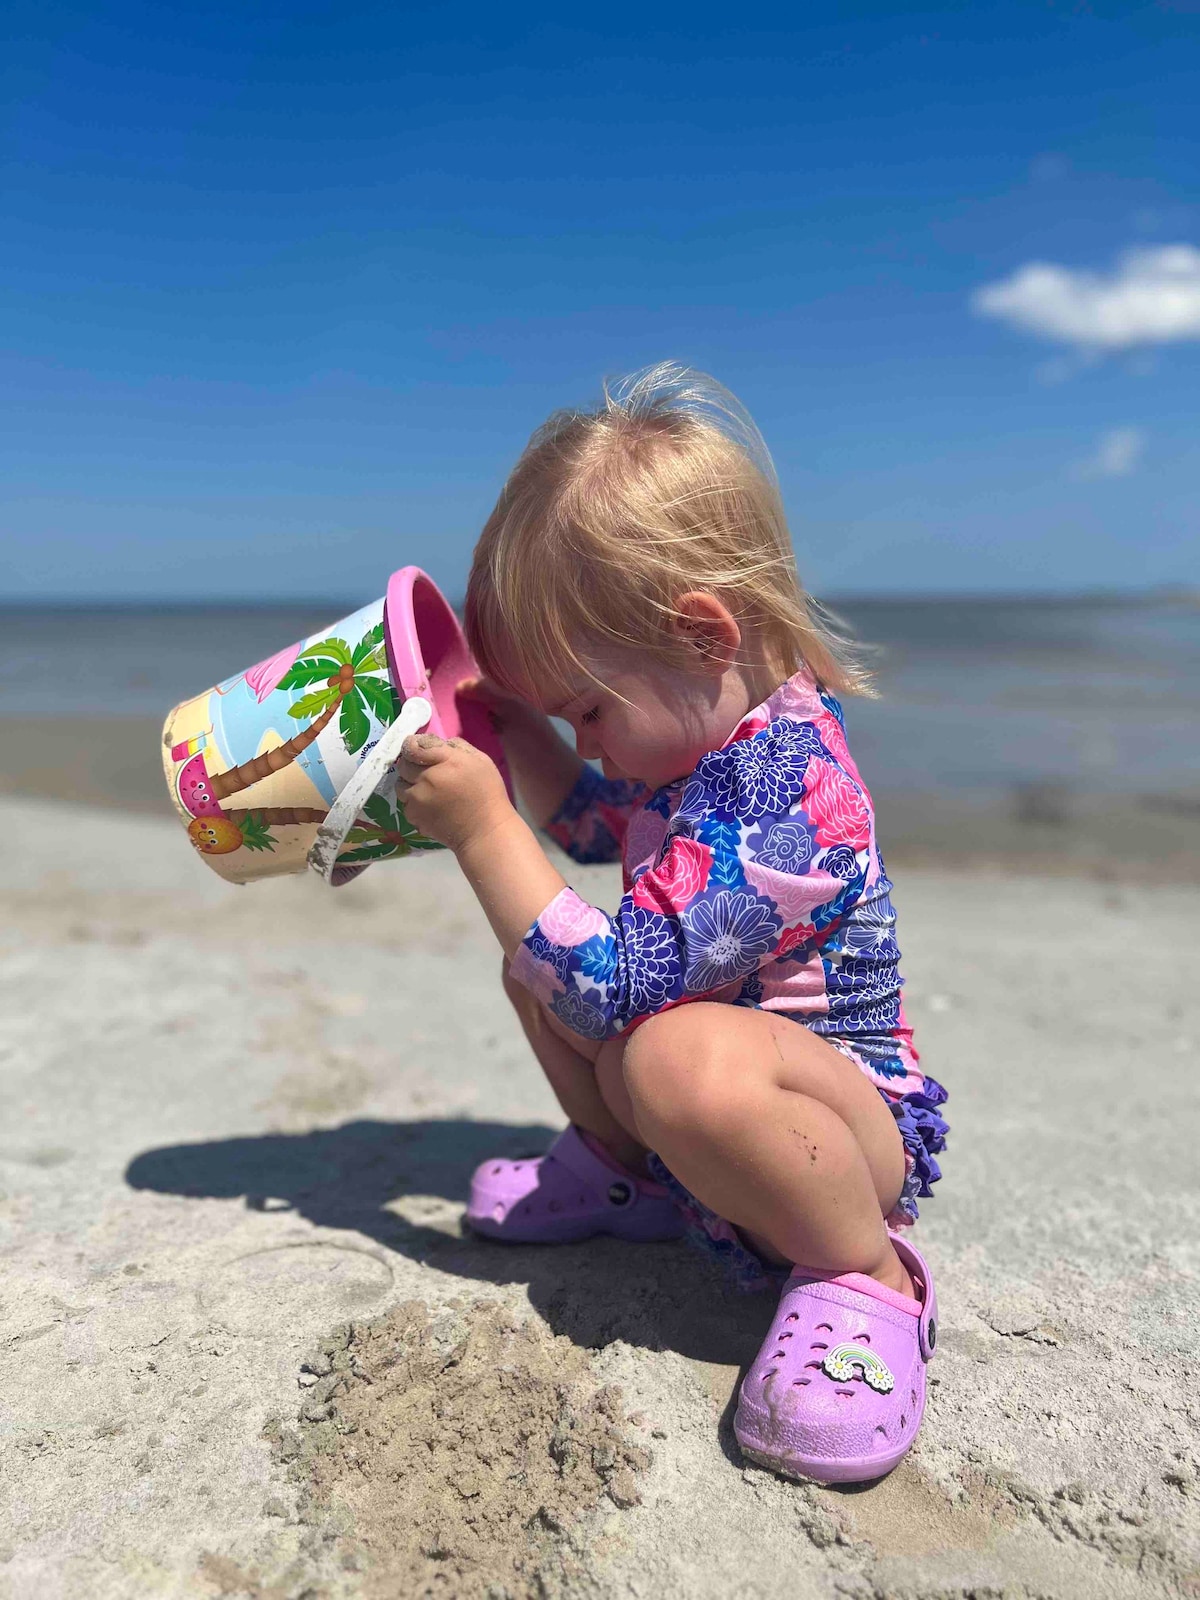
left=400, top=732, right=449, bottom=764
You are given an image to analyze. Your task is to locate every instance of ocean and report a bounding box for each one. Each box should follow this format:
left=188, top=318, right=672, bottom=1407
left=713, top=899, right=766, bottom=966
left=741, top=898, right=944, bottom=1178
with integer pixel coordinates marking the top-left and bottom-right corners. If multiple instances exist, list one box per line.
left=1, top=593, right=1196, bottom=802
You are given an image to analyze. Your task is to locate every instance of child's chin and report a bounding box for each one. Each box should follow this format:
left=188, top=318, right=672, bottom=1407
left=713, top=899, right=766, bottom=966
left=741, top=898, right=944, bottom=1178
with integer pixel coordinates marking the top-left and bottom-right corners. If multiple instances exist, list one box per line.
left=603, top=759, right=650, bottom=784
left=604, top=757, right=663, bottom=787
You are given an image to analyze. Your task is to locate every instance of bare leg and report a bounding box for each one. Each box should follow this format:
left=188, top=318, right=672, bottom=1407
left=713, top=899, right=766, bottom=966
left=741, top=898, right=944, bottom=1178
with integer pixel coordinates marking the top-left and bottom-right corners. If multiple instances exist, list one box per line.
left=612, top=1002, right=915, bottom=1297
left=500, top=959, right=649, bottom=1171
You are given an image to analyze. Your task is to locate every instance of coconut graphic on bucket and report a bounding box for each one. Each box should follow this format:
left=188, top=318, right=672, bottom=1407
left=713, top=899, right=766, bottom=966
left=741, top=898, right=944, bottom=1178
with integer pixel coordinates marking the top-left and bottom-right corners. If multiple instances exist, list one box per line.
left=161, top=568, right=508, bottom=887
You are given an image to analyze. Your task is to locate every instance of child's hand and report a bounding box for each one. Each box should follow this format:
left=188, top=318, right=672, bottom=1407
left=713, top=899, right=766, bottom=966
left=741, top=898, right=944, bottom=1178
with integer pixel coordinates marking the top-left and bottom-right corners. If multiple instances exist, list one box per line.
left=457, top=675, right=544, bottom=735
left=457, top=673, right=584, bottom=831
left=394, top=732, right=513, bottom=854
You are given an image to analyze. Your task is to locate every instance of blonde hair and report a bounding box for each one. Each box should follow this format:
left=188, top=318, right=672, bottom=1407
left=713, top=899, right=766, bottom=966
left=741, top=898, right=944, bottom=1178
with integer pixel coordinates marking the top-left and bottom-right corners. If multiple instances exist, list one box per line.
left=464, top=362, right=871, bottom=702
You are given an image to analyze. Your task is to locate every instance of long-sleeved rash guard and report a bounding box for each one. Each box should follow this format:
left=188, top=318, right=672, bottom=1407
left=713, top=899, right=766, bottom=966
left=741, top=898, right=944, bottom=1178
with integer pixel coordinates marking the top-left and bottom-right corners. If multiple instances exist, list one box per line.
left=508, top=668, right=924, bottom=1100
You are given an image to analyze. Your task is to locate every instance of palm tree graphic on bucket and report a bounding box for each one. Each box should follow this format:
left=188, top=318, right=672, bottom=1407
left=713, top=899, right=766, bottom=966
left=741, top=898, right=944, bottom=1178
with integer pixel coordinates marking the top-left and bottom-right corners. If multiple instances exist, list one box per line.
left=162, top=569, right=506, bottom=886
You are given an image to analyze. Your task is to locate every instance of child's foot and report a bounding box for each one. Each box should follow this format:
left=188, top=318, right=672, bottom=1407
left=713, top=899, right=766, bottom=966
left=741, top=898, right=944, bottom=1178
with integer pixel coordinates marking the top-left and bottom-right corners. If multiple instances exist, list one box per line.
left=742, top=1228, right=916, bottom=1302
left=733, top=1230, right=938, bottom=1485
left=465, top=1125, right=685, bottom=1244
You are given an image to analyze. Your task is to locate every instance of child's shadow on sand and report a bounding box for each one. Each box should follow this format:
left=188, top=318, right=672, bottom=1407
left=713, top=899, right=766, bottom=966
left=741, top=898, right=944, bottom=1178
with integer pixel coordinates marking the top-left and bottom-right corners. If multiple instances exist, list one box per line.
left=125, top=1117, right=769, bottom=1375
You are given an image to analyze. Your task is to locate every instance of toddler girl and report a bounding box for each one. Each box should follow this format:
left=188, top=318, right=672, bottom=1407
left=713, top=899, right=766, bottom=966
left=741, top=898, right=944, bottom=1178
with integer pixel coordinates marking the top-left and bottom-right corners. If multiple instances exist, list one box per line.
left=394, top=364, right=948, bottom=1485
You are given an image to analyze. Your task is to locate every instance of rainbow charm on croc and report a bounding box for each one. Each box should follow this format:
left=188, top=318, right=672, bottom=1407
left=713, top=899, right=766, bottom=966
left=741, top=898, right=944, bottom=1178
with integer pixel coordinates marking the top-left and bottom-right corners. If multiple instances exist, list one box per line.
left=821, top=1342, right=895, bottom=1393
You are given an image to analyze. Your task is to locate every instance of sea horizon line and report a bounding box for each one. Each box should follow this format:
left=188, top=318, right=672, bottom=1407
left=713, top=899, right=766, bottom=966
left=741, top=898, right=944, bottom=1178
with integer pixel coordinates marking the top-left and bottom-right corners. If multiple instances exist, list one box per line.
left=0, top=583, right=1196, bottom=614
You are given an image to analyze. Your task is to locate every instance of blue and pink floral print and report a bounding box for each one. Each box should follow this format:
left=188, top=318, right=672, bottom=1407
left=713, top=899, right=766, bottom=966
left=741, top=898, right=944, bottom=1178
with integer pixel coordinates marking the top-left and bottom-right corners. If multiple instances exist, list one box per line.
left=509, top=668, right=948, bottom=1247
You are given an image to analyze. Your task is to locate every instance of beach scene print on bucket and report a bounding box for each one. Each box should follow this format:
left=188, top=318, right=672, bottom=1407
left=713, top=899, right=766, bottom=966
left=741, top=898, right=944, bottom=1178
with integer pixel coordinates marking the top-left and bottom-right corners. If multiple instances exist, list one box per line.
left=162, top=597, right=442, bottom=885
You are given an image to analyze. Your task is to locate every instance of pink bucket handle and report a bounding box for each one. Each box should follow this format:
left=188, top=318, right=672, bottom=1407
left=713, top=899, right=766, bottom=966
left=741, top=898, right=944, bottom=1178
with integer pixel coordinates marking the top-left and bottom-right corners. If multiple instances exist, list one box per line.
left=383, top=567, right=511, bottom=797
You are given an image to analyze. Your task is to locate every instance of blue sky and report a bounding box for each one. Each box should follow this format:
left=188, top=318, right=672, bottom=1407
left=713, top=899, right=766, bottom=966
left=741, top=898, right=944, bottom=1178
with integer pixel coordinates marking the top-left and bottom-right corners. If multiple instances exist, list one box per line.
left=3, top=1, right=1198, bottom=602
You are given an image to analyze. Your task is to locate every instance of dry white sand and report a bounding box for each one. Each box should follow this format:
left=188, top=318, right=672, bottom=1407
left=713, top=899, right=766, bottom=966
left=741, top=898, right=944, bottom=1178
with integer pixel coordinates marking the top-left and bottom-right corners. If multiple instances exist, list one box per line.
left=1, top=796, right=1198, bottom=1599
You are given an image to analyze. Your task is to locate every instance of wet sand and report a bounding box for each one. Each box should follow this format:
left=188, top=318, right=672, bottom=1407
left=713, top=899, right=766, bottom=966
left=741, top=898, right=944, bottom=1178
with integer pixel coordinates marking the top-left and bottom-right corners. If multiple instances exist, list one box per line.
left=0, top=716, right=172, bottom=818
left=1, top=794, right=1198, bottom=1598
left=2, top=714, right=1196, bottom=883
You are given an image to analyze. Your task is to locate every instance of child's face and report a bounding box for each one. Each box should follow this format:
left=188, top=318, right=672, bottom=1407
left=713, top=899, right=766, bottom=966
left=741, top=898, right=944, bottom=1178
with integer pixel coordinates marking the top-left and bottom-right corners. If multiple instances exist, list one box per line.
left=539, top=652, right=755, bottom=790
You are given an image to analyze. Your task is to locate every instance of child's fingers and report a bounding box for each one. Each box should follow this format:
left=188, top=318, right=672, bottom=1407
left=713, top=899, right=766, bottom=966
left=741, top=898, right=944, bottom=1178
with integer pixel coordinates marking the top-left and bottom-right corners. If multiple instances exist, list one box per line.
left=456, top=675, right=492, bottom=702
left=404, top=732, right=446, bottom=756
left=396, top=733, right=450, bottom=777
left=458, top=676, right=517, bottom=709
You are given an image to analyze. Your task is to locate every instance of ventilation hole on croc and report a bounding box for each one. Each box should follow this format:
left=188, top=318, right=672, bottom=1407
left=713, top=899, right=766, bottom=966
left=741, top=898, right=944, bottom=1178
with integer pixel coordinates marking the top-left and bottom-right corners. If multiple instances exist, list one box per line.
left=874, top=1424, right=887, bottom=1437
left=810, top=1342, right=828, bottom=1351
left=900, top=1414, right=907, bottom=1428
left=910, top=1390, right=917, bottom=1409
left=772, top=1352, right=786, bottom=1362
left=762, top=1369, right=777, bottom=1381
left=513, top=1163, right=523, bottom=1171
left=779, top=1332, right=793, bottom=1341
left=492, top=1166, right=502, bottom=1175
left=521, top=1203, right=532, bottom=1214
left=816, top=1322, right=833, bottom=1333
left=855, top=1332, right=870, bottom=1344
left=784, top=1312, right=799, bottom=1323
left=492, top=1204, right=505, bottom=1222
left=804, top=1361, right=822, bottom=1371
left=836, top=1388, right=855, bottom=1399
left=793, top=1378, right=811, bottom=1387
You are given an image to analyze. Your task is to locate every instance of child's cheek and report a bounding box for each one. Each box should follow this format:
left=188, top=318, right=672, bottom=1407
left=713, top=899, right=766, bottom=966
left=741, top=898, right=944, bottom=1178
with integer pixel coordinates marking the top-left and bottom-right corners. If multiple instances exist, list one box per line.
left=625, top=728, right=686, bottom=787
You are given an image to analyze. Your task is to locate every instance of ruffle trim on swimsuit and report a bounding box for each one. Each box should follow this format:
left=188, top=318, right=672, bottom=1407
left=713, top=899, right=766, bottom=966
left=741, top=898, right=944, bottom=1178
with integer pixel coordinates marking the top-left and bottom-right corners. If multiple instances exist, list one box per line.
left=647, top=1074, right=950, bottom=1294
left=885, top=1074, right=950, bottom=1227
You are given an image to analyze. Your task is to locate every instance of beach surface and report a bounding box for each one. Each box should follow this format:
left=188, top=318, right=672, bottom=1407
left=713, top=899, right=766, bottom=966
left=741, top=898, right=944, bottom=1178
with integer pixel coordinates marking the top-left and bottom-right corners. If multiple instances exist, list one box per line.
left=3, top=713, right=1198, bottom=887
left=1, top=795, right=1198, bottom=1599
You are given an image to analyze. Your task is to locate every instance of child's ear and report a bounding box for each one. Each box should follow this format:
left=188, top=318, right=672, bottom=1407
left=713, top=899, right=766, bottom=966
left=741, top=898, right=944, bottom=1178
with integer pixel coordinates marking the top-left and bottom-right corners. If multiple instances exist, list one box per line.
left=671, top=591, right=742, bottom=668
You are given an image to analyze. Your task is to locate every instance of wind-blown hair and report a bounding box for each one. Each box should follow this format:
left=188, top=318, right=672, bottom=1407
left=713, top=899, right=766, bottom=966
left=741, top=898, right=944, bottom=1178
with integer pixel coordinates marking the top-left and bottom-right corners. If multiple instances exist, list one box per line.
left=464, top=363, right=871, bottom=702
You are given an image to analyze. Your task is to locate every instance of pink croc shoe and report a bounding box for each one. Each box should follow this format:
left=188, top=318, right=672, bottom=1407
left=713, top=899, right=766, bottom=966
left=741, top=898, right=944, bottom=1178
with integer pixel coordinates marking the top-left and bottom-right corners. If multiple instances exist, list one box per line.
left=465, top=1126, right=685, bottom=1245
left=734, top=1229, right=938, bottom=1484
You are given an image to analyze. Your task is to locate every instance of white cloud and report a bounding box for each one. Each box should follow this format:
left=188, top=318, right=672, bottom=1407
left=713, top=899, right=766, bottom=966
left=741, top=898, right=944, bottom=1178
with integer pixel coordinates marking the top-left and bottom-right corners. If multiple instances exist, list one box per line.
left=1072, top=427, right=1145, bottom=481
left=972, top=245, right=1200, bottom=349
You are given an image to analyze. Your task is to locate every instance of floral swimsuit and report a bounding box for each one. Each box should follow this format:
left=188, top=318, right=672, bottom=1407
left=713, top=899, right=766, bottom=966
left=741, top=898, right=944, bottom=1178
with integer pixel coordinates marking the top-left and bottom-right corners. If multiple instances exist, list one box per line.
left=509, top=668, right=949, bottom=1290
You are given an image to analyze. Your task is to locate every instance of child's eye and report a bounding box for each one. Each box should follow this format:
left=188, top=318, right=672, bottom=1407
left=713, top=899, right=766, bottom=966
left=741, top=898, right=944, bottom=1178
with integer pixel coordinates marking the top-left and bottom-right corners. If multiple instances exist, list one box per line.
left=580, top=707, right=601, bottom=725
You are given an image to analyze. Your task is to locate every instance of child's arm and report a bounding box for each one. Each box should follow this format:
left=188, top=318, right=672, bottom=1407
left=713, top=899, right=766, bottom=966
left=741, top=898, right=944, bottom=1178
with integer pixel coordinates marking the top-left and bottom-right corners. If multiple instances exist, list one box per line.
left=393, top=731, right=568, bottom=958
left=460, top=679, right=584, bottom=828
left=497, top=719, right=877, bottom=1042
left=460, top=679, right=648, bottom=865
left=456, top=811, right=572, bottom=960
left=396, top=717, right=877, bottom=1045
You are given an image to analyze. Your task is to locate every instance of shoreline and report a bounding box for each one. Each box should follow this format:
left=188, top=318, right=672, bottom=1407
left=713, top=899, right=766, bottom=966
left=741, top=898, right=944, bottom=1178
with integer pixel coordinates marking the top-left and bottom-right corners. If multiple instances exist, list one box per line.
left=3, top=715, right=1196, bottom=885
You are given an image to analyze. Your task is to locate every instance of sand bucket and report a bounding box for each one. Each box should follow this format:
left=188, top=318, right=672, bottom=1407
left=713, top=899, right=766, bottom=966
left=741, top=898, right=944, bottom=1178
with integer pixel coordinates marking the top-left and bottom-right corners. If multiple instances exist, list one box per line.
left=161, top=567, right=508, bottom=887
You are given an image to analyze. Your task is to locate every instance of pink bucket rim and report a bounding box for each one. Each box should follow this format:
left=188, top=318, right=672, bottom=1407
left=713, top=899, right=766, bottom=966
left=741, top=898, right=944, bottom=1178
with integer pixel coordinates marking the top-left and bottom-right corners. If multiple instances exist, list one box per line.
left=382, top=566, right=510, bottom=795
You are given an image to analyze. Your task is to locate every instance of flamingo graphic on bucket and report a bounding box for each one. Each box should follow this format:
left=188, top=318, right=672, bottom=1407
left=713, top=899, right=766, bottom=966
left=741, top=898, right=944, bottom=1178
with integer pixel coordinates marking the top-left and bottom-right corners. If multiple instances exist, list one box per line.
left=161, top=568, right=509, bottom=887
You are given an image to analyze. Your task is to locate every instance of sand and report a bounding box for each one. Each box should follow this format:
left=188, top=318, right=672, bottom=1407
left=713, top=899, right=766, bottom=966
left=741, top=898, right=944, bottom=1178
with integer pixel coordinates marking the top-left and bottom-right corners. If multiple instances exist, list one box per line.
left=3, top=715, right=1198, bottom=884
left=270, top=1300, right=653, bottom=1598
left=1, top=794, right=1198, bottom=1599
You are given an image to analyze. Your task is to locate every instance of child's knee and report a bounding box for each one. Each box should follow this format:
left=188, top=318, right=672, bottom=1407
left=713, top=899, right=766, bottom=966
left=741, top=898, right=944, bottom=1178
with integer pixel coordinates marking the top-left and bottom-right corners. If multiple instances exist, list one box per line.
left=621, top=1007, right=731, bottom=1138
